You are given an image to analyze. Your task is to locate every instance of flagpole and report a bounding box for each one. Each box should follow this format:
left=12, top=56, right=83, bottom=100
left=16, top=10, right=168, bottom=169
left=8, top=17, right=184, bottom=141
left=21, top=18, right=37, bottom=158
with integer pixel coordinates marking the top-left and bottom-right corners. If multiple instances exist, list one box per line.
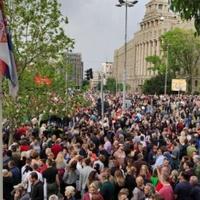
left=0, top=1, right=5, bottom=199
left=0, top=75, right=2, bottom=200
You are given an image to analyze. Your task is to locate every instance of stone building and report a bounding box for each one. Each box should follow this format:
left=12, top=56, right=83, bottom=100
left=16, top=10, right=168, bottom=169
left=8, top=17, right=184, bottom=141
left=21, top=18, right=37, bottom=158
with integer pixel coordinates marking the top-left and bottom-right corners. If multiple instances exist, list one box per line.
left=102, top=62, right=113, bottom=84
left=90, top=71, right=101, bottom=89
left=67, top=53, right=83, bottom=88
left=113, top=0, right=195, bottom=92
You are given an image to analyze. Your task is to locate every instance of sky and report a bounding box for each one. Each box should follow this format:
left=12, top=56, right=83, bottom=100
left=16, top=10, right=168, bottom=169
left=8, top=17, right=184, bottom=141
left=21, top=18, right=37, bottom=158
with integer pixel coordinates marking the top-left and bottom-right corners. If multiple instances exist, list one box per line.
left=59, top=0, right=149, bottom=71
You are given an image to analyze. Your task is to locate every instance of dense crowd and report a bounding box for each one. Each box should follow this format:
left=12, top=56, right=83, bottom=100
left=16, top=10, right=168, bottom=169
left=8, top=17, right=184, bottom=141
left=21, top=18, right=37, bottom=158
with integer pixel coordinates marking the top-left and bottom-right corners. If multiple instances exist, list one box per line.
left=3, top=94, right=200, bottom=200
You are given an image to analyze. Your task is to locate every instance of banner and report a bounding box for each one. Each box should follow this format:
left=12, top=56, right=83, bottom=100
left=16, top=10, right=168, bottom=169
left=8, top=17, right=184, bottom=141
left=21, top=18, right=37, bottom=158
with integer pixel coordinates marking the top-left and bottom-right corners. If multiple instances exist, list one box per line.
left=171, top=79, right=187, bottom=92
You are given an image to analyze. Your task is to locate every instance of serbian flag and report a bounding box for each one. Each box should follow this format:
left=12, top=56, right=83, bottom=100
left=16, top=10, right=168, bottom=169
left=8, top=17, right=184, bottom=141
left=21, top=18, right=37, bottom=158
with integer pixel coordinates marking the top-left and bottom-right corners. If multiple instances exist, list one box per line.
left=0, top=8, right=18, bottom=97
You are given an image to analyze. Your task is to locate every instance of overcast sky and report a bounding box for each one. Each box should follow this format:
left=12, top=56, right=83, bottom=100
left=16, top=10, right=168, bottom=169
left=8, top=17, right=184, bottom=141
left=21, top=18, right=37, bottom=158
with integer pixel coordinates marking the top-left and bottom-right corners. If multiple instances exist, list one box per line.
left=59, top=0, right=149, bottom=71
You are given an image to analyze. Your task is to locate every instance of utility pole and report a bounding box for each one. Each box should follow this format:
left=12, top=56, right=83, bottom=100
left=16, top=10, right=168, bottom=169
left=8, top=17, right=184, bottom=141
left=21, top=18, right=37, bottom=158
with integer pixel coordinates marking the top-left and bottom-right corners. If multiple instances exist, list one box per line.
left=100, top=73, right=104, bottom=119
left=164, top=45, right=169, bottom=95
left=116, top=0, right=138, bottom=109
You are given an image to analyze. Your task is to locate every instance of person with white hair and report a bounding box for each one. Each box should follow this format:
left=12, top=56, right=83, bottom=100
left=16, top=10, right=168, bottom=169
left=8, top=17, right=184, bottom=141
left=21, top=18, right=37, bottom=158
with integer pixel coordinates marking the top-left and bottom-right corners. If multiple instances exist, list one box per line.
left=49, top=194, right=59, bottom=200
left=64, top=186, right=76, bottom=200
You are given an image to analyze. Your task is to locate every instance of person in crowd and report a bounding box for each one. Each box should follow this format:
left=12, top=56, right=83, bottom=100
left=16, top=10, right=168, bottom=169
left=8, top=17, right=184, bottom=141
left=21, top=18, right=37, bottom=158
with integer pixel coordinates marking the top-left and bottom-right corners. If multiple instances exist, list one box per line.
left=144, top=183, right=155, bottom=200
left=8, top=160, right=21, bottom=186
left=118, top=188, right=129, bottom=200
left=49, top=194, right=59, bottom=200
left=3, top=169, right=13, bottom=200
left=152, top=148, right=165, bottom=171
left=82, top=181, right=104, bottom=200
left=157, top=167, right=174, bottom=200
left=79, top=158, right=95, bottom=194
left=43, top=159, right=60, bottom=199
left=29, top=172, right=44, bottom=200
left=100, top=170, right=115, bottom=200
left=113, top=144, right=126, bottom=167
left=64, top=186, right=76, bottom=200
left=113, top=169, right=125, bottom=200
left=189, top=176, right=200, bottom=200
left=147, top=145, right=158, bottom=166
left=174, top=171, right=192, bottom=200
left=193, top=155, right=200, bottom=181
left=131, top=176, right=145, bottom=200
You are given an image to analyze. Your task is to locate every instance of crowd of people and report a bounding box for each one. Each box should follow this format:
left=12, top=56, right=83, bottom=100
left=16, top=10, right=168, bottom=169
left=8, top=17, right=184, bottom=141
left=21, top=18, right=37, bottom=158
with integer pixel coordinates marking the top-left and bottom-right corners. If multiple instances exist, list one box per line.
left=3, top=94, right=200, bottom=200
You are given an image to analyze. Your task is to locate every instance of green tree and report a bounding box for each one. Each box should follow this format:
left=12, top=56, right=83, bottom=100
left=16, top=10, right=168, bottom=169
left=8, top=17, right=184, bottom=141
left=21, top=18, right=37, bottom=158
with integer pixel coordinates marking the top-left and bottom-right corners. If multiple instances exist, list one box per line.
left=4, top=0, right=74, bottom=79
left=142, top=74, right=171, bottom=95
left=171, top=0, right=200, bottom=35
left=104, top=78, right=117, bottom=93
left=82, top=80, right=90, bottom=91
left=161, top=28, right=200, bottom=93
left=145, top=55, right=166, bottom=75
left=2, top=0, right=90, bottom=125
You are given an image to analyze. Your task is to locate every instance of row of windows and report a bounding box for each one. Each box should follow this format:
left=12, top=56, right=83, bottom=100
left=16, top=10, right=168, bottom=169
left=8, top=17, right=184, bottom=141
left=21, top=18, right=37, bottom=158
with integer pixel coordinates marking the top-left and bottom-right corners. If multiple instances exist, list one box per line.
left=147, top=3, right=168, bottom=12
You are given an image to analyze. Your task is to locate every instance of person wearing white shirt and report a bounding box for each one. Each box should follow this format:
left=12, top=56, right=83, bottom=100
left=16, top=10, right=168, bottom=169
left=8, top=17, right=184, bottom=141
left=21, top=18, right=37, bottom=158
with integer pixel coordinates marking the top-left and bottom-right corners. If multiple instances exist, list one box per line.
left=152, top=148, right=165, bottom=171
left=21, top=158, right=32, bottom=182
left=23, top=163, right=43, bottom=193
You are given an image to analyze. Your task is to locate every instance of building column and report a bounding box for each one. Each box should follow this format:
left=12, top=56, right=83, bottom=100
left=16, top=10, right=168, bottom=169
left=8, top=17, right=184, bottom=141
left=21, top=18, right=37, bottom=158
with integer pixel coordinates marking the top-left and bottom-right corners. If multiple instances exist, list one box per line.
left=148, top=41, right=152, bottom=76
left=142, top=42, right=145, bottom=76
left=136, top=44, right=139, bottom=76
left=139, top=43, right=142, bottom=75
left=145, top=41, right=149, bottom=76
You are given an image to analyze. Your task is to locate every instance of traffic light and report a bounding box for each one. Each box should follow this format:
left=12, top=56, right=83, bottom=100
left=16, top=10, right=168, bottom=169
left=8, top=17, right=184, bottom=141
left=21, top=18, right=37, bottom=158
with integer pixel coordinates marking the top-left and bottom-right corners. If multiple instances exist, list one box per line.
left=85, top=68, right=93, bottom=80
left=88, top=68, right=93, bottom=79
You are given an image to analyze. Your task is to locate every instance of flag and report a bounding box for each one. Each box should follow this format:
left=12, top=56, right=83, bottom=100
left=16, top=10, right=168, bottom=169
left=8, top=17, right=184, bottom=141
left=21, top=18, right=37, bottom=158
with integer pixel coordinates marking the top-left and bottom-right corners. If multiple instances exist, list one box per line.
left=34, top=75, right=52, bottom=86
left=0, top=8, right=18, bottom=97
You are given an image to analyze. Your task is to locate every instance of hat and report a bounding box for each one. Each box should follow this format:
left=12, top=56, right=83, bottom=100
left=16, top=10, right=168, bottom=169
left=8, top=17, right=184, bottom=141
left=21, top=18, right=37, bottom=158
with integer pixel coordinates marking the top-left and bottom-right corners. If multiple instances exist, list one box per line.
left=13, top=183, right=25, bottom=189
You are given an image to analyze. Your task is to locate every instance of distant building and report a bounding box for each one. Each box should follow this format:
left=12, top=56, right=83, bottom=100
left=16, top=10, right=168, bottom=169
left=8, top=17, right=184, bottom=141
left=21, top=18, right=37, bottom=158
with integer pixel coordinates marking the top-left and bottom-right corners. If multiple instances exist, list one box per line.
left=67, top=53, right=83, bottom=87
left=101, top=62, right=113, bottom=85
left=90, top=71, right=101, bottom=89
left=113, top=0, right=195, bottom=92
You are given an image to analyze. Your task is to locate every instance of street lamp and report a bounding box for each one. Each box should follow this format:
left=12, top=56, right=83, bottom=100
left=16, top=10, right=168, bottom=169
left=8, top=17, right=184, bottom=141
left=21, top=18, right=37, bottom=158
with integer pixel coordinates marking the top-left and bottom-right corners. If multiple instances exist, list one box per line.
left=164, top=45, right=169, bottom=95
left=116, top=0, right=138, bottom=110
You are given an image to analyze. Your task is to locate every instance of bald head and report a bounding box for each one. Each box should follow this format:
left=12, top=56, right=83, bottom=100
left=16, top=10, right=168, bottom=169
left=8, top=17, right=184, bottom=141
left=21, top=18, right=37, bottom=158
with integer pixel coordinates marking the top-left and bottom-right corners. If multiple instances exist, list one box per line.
left=136, top=176, right=144, bottom=187
left=190, top=176, right=198, bottom=185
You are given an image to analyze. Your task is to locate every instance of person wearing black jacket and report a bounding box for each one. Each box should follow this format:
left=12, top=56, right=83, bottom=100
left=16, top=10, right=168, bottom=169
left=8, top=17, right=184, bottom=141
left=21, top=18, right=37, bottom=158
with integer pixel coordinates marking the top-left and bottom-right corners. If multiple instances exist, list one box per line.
left=30, top=172, right=44, bottom=200
left=190, top=176, right=200, bottom=200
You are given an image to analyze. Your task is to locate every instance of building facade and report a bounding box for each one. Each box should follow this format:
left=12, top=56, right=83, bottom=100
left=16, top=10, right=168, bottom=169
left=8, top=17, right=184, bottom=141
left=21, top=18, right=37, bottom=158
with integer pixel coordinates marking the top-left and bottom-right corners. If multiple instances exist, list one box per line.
left=90, top=71, right=101, bottom=89
left=113, top=0, right=195, bottom=92
left=102, top=62, right=113, bottom=85
left=67, top=53, right=83, bottom=88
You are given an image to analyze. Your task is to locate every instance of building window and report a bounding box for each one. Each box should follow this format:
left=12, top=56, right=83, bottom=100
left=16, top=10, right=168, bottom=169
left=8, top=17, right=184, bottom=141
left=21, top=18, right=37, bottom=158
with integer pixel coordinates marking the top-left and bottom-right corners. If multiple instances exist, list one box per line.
left=195, top=80, right=198, bottom=87
left=158, top=4, right=163, bottom=10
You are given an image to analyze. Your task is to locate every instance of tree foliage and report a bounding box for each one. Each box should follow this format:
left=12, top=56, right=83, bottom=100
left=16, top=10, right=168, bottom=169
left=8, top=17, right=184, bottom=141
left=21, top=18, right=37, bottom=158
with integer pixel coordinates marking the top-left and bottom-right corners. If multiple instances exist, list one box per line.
left=4, top=0, right=74, bottom=78
left=145, top=55, right=166, bottom=75
left=142, top=74, right=171, bottom=95
left=104, top=78, right=117, bottom=93
left=171, top=0, right=200, bottom=35
left=145, top=28, right=200, bottom=94
left=2, top=0, right=90, bottom=125
left=161, top=28, right=200, bottom=93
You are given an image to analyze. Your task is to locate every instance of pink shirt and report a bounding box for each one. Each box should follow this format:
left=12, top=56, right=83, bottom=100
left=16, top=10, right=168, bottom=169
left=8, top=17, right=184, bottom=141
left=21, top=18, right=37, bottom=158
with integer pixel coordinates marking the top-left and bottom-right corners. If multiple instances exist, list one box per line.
left=158, top=184, right=174, bottom=200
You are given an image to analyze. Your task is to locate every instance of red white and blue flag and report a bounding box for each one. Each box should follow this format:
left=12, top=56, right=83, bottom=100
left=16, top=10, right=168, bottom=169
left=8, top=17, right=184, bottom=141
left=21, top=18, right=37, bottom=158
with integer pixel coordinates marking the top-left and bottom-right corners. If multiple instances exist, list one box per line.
left=0, top=8, right=18, bottom=97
